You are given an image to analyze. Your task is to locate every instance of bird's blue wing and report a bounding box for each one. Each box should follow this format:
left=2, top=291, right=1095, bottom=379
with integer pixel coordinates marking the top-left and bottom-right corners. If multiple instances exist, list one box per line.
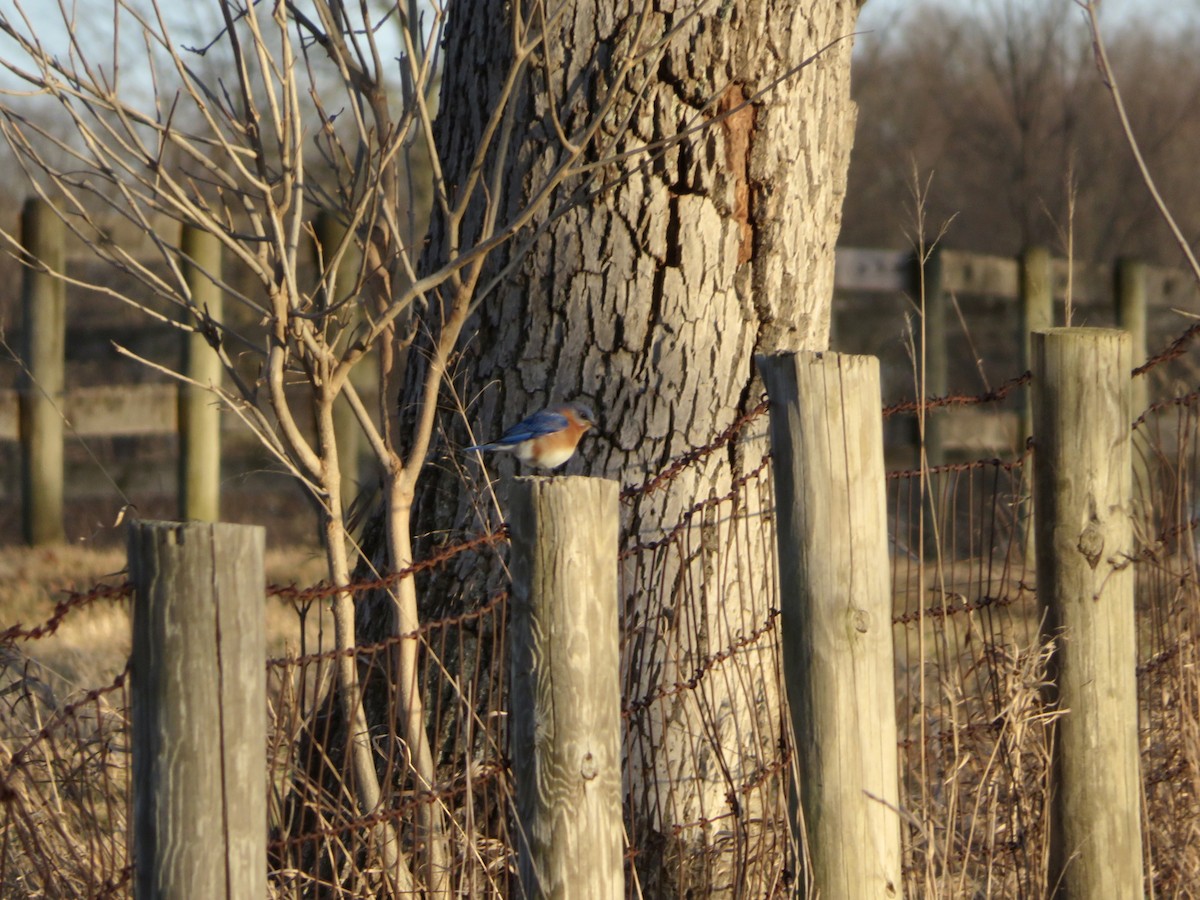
left=495, top=409, right=569, bottom=445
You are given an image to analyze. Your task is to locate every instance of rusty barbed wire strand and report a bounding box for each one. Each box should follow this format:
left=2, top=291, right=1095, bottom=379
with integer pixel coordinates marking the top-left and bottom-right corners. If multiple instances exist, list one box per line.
left=268, top=761, right=508, bottom=851
left=265, top=590, right=508, bottom=668
left=891, top=582, right=1035, bottom=626
left=267, top=528, right=509, bottom=604
left=622, top=608, right=779, bottom=717
left=1134, top=320, right=1200, bottom=378
left=620, top=457, right=772, bottom=560
left=886, top=452, right=1028, bottom=481
left=0, top=581, right=131, bottom=644
left=6, top=664, right=129, bottom=768
left=1137, top=634, right=1197, bottom=678
left=882, top=370, right=1032, bottom=418
left=1132, top=384, right=1200, bottom=429
left=0, top=530, right=509, bottom=649
left=620, top=398, right=768, bottom=500
left=1144, top=759, right=1189, bottom=787
left=670, top=754, right=793, bottom=836
left=897, top=719, right=1003, bottom=752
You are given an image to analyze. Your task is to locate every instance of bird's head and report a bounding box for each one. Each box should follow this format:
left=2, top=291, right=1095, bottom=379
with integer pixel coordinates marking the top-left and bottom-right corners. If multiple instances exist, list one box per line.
left=564, top=402, right=597, bottom=431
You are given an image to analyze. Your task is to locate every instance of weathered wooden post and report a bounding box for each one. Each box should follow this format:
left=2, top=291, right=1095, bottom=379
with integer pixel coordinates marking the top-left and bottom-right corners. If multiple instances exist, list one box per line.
left=128, top=520, right=266, bottom=900
left=19, top=198, right=66, bottom=545
left=509, top=477, right=623, bottom=899
left=1031, top=328, right=1144, bottom=899
left=757, top=351, right=902, bottom=900
left=1114, top=258, right=1148, bottom=417
left=1019, top=246, right=1053, bottom=563
left=1019, top=246, right=1054, bottom=441
left=315, top=211, right=364, bottom=508
left=178, top=225, right=224, bottom=522
left=1115, top=258, right=1153, bottom=521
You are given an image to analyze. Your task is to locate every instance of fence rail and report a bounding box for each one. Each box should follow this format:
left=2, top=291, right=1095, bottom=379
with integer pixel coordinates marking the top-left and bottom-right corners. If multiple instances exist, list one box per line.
left=5, top=233, right=1190, bottom=545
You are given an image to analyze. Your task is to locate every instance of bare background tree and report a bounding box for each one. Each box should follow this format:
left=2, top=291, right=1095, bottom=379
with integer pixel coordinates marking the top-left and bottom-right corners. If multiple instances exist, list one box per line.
left=846, top=0, right=1200, bottom=265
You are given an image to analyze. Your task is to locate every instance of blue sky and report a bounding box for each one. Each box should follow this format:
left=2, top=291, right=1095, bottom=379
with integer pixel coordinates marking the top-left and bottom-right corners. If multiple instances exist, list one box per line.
left=858, top=0, right=1199, bottom=36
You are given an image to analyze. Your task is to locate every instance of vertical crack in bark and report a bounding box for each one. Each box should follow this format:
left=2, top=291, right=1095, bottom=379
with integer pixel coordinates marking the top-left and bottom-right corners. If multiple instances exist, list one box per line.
left=720, top=82, right=760, bottom=482
left=718, top=83, right=757, bottom=267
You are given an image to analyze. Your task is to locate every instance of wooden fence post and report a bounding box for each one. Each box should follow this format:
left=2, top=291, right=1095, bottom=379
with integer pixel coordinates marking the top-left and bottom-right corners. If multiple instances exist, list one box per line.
left=315, top=211, right=364, bottom=508
left=19, top=198, right=66, bottom=545
left=178, top=225, right=223, bottom=522
left=128, top=520, right=266, bottom=900
left=1019, top=246, right=1053, bottom=563
left=508, top=476, right=623, bottom=899
left=1019, top=246, right=1053, bottom=442
left=757, top=351, right=902, bottom=900
left=1115, top=258, right=1153, bottom=518
left=1114, top=258, right=1148, bottom=417
left=1031, top=328, right=1144, bottom=899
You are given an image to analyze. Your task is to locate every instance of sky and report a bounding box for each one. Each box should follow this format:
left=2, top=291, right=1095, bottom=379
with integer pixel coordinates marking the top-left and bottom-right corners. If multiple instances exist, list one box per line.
left=858, top=0, right=1200, bottom=37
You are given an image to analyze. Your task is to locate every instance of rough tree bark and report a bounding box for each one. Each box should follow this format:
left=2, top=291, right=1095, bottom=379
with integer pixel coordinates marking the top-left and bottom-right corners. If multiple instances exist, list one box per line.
left=361, top=0, right=862, bottom=893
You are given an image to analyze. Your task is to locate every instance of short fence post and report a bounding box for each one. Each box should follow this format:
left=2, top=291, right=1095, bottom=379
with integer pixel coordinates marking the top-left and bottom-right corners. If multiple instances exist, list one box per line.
left=508, top=476, right=623, bottom=899
left=178, top=225, right=224, bottom=522
left=1031, top=328, right=1144, bottom=899
left=19, top=198, right=66, bottom=545
left=757, top=351, right=902, bottom=899
left=1114, top=258, right=1148, bottom=417
left=1019, top=246, right=1053, bottom=563
left=1019, top=245, right=1053, bottom=442
left=1115, top=258, right=1153, bottom=519
left=128, top=520, right=266, bottom=900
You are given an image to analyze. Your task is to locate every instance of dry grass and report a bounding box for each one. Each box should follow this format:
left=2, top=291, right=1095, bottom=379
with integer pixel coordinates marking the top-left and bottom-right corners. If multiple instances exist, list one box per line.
left=4, top=400, right=1200, bottom=896
left=0, top=542, right=329, bottom=691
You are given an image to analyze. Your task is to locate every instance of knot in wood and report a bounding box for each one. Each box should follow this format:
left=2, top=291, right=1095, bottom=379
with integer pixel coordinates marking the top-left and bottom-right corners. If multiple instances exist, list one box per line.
left=852, top=608, right=870, bottom=634
left=1077, top=521, right=1105, bottom=570
left=580, top=751, right=597, bottom=781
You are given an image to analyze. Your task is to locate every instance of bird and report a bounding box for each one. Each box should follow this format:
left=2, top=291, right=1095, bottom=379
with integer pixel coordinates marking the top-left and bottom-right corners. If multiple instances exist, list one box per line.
left=464, top=402, right=596, bottom=469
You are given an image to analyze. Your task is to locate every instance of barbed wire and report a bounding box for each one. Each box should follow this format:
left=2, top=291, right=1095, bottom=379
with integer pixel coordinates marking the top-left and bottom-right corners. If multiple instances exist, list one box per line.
left=882, top=370, right=1032, bottom=418
left=1132, top=383, right=1200, bottom=429
left=619, top=457, right=772, bottom=560
left=891, top=583, right=1033, bottom=626
left=267, top=528, right=509, bottom=605
left=620, top=397, right=768, bottom=500
left=6, top=664, right=128, bottom=767
left=1137, top=634, right=1197, bottom=678
left=267, top=761, right=508, bottom=852
left=622, top=607, right=779, bottom=717
left=897, top=719, right=1002, bottom=752
left=0, top=581, right=131, bottom=644
left=669, top=753, right=793, bottom=837
left=1135, top=320, right=1200, bottom=377
left=886, top=451, right=1028, bottom=481
left=265, top=590, right=508, bottom=668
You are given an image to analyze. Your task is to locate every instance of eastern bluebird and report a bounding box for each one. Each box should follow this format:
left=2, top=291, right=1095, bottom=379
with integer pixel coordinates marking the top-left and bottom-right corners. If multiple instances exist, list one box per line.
left=464, top=402, right=596, bottom=469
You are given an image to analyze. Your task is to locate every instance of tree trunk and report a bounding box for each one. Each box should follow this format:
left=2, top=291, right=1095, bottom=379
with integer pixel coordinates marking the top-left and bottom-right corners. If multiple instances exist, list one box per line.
left=362, top=0, right=862, bottom=894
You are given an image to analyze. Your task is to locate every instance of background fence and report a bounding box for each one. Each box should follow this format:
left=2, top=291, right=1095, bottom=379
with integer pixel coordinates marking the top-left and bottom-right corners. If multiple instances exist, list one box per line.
left=3, top=229, right=1200, bottom=895
left=6, top=213, right=1198, bottom=545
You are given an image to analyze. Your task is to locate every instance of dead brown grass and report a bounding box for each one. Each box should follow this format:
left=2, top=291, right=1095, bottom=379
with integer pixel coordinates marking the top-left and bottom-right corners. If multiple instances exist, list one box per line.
left=0, top=542, right=329, bottom=690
